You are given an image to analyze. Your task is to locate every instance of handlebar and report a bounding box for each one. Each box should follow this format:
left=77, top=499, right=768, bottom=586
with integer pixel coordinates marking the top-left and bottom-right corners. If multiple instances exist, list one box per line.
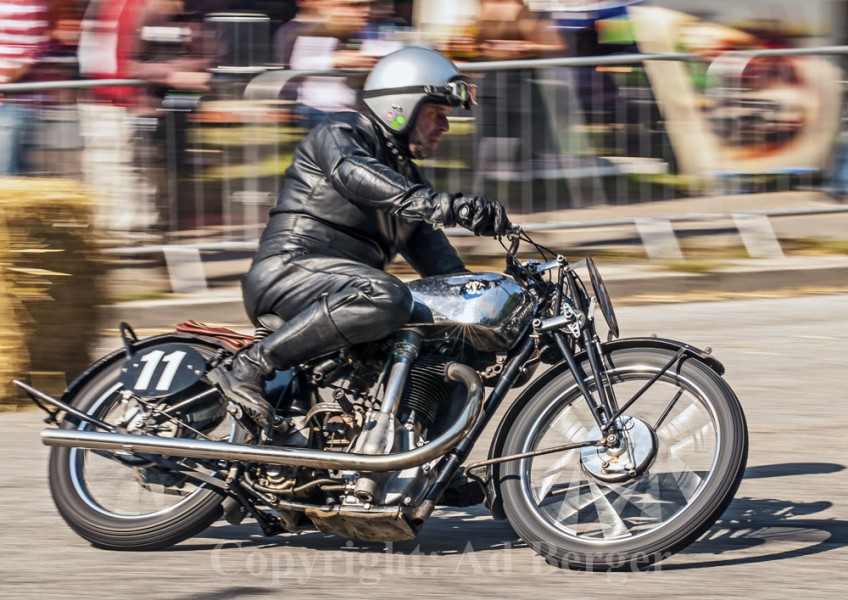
left=503, top=224, right=567, bottom=281
left=503, top=224, right=551, bottom=292
left=505, top=224, right=523, bottom=257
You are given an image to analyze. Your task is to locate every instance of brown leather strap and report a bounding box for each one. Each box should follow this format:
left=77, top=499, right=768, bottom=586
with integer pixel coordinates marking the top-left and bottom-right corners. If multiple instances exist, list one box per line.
left=175, top=320, right=254, bottom=350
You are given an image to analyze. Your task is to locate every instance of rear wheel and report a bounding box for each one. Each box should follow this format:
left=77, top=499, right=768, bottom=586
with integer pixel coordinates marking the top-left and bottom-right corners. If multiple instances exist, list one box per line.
left=48, top=338, right=241, bottom=550
left=500, top=348, right=748, bottom=570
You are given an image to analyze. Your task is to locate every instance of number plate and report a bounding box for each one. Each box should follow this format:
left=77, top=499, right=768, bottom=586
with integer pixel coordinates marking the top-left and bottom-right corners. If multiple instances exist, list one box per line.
left=119, top=343, right=207, bottom=398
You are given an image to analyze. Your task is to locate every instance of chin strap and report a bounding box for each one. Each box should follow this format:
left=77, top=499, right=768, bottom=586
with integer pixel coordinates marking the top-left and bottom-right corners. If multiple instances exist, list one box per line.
left=377, top=125, right=417, bottom=176
left=385, top=136, right=410, bottom=163
left=368, top=115, right=418, bottom=177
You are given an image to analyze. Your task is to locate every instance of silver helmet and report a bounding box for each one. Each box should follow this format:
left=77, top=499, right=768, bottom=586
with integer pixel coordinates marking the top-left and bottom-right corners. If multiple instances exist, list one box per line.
left=363, top=46, right=476, bottom=136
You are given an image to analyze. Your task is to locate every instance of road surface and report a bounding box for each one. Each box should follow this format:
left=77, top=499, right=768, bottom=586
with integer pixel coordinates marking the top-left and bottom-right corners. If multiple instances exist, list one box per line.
left=2, top=294, right=845, bottom=598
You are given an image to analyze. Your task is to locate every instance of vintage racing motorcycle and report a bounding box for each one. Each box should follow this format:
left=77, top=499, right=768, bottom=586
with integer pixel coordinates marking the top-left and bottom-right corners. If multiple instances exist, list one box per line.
left=17, top=229, right=748, bottom=570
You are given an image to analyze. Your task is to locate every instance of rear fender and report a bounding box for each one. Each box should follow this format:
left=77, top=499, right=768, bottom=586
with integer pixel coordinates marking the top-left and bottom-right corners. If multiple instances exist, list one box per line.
left=484, top=337, right=724, bottom=520
left=59, top=332, right=235, bottom=420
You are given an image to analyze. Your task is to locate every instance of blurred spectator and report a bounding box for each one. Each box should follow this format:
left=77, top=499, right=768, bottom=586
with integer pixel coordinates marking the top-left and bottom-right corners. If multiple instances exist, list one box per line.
left=476, top=0, right=563, bottom=62
left=823, top=88, right=848, bottom=202
left=273, top=0, right=394, bottom=129
left=228, top=0, right=296, bottom=33
left=572, top=24, right=622, bottom=126
left=473, top=0, right=565, bottom=166
left=0, top=0, right=50, bottom=175
left=76, top=0, right=213, bottom=236
left=47, top=1, right=85, bottom=62
left=272, top=0, right=324, bottom=69
left=824, top=143, right=848, bottom=201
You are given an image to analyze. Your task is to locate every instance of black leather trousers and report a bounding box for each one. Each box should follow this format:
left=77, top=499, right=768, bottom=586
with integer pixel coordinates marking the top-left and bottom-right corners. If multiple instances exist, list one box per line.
left=241, top=252, right=414, bottom=368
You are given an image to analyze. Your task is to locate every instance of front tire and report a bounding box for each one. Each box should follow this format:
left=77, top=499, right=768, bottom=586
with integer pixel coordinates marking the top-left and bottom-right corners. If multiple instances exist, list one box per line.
left=500, top=348, right=748, bottom=570
left=48, top=338, right=239, bottom=550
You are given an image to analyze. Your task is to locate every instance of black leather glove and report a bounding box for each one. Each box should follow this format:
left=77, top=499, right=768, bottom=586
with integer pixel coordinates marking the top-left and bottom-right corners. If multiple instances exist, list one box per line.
left=451, top=195, right=511, bottom=237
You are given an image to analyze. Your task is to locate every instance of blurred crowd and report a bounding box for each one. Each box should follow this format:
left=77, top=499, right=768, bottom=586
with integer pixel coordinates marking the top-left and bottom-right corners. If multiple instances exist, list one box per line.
left=2, top=1, right=842, bottom=239
left=0, top=1, right=571, bottom=168
left=0, top=0, right=581, bottom=236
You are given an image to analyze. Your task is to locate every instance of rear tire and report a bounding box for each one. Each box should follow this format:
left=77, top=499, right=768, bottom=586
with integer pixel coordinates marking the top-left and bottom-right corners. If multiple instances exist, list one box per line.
left=500, top=348, right=748, bottom=570
left=49, top=338, right=239, bottom=550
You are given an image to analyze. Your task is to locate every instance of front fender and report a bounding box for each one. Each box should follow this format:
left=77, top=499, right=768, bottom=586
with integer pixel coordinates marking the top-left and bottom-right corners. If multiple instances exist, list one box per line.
left=484, top=337, right=724, bottom=520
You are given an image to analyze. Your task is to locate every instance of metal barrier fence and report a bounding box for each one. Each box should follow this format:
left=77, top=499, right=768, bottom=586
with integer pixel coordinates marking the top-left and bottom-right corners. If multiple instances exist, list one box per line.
left=3, top=47, right=848, bottom=292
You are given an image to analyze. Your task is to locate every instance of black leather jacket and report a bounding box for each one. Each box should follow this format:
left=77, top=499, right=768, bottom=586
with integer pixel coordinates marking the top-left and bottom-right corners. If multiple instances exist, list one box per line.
left=254, top=111, right=466, bottom=276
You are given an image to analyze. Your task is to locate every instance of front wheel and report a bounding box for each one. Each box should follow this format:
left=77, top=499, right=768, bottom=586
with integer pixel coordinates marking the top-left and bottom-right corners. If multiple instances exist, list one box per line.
left=48, top=337, right=241, bottom=550
left=500, top=347, right=748, bottom=570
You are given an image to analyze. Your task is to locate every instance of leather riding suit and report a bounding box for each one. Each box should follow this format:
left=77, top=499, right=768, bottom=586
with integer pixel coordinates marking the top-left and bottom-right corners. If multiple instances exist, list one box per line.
left=242, top=111, right=468, bottom=368
left=209, top=110, right=508, bottom=429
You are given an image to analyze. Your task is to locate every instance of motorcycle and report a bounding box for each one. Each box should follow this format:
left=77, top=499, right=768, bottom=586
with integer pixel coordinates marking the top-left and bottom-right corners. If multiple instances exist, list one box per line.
left=17, top=229, right=748, bottom=571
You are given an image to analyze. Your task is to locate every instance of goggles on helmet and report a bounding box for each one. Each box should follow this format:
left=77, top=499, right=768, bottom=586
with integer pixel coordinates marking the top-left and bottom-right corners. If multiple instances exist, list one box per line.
left=424, top=79, right=478, bottom=109
left=363, top=78, right=478, bottom=110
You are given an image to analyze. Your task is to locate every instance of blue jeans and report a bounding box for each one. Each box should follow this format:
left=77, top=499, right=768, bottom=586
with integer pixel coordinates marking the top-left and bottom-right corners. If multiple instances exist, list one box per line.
left=0, top=102, right=36, bottom=175
left=294, top=105, right=331, bottom=130
left=827, top=135, right=848, bottom=199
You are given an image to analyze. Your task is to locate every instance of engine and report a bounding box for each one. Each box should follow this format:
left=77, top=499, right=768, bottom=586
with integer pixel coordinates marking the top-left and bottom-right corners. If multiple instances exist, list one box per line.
left=246, top=341, right=479, bottom=514
left=397, top=354, right=452, bottom=428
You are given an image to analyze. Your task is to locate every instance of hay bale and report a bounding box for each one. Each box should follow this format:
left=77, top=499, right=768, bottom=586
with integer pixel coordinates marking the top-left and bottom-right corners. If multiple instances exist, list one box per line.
left=0, top=177, right=106, bottom=408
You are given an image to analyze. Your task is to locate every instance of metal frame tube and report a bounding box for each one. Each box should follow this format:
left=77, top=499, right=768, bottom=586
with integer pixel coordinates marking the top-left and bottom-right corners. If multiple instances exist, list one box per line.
left=424, top=336, right=537, bottom=504
left=14, top=380, right=115, bottom=432
left=40, top=363, right=482, bottom=473
left=380, top=330, right=423, bottom=415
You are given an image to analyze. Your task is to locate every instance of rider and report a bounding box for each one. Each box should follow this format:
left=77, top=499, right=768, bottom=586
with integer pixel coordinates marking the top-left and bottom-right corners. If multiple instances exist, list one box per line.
left=208, top=46, right=511, bottom=433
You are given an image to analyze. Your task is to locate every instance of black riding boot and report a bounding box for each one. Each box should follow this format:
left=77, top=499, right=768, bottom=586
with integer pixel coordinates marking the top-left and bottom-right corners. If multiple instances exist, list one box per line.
left=207, top=342, right=278, bottom=429
left=207, top=299, right=351, bottom=430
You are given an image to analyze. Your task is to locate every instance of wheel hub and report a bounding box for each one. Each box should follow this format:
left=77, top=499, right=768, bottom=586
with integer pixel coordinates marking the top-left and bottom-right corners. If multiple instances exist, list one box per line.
left=581, top=416, right=657, bottom=483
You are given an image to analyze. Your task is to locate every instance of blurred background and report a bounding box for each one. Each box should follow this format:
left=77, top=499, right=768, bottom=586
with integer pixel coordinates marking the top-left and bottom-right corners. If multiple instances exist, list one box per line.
left=3, top=0, right=848, bottom=403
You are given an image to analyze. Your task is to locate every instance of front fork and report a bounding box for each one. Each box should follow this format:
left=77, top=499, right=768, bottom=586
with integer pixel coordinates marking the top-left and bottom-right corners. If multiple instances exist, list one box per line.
left=551, top=266, right=622, bottom=438
left=552, top=329, right=621, bottom=436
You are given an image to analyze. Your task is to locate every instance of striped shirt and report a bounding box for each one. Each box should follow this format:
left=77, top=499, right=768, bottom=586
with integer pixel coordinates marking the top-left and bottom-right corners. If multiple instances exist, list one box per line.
left=0, top=0, right=49, bottom=84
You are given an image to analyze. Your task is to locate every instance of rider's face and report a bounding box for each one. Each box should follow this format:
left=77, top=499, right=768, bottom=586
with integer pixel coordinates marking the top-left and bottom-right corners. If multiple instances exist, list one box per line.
left=408, top=103, right=451, bottom=160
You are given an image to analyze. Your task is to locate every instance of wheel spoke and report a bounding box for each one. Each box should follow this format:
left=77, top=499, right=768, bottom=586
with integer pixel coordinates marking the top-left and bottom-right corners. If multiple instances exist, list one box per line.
left=532, top=404, right=594, bottom=501
left=535, top=449, right=581, bottom=501
left=657, top=403, right=714, bottom=503
left=547, top=407, right=593, bottom=441
left=664, top=421, right=713, bottom=462
left=658, top=402, right=712, bottom=447
left=136, top=396, right=215, bottom=441
left=604, top=477, right=667, bottom=527
left=662, top=453, right=707, bottom=503
left=655, top=388, right=684, bottom=429
left=69, top=379, right=232, bottom=518
left=586, top=478, right=630, bottom=539
left=548, top=476, right=671, bottom=539
left=550, top=465, right=594, bottom=525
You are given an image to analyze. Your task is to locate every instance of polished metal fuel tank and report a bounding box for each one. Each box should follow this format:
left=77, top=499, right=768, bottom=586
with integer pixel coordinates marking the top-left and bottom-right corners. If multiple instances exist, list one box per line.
left=406, top=273, right=537, bottom=351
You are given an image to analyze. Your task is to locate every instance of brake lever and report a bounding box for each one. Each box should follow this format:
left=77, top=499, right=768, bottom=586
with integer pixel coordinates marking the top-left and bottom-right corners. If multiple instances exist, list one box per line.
left=506, top=224, right=522, bottom=256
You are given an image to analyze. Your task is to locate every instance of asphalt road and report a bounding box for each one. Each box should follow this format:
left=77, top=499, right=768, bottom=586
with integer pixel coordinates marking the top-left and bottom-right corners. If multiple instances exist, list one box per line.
left=2, top=294, right=846, bottom=599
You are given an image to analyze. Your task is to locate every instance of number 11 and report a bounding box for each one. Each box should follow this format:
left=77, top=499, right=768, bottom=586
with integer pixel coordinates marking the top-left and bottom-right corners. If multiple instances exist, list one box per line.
left=135, top=350, right=187, bottom=391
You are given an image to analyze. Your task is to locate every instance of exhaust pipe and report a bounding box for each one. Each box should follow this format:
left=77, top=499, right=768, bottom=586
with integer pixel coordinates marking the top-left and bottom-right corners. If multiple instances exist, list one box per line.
left=40, top=363, right=482, bottom=473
